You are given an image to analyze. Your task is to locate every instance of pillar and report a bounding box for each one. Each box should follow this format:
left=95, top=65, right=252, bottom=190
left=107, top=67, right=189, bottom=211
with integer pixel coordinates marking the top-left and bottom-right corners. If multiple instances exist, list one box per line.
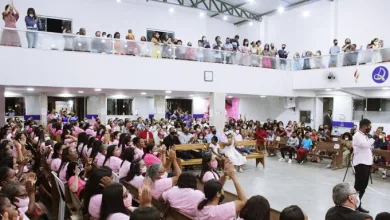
left=260, top=16, right=269, bottom=43
left=209, top=92, right=225, bottom=132
left=314, top=97, right=324, bottom=129
left=40, top=93, right=48, bottom=126
left=98, top=94, right=107, bottom=124
left=0, top=86, right=5, bottom=127
left=154, top=95, right=166, bottom=120
left=330, top=0, right=339, bottom=40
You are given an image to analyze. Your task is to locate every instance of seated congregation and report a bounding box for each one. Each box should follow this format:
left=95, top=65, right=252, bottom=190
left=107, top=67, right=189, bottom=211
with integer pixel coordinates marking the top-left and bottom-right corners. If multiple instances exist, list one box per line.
left=0, top=115, right=389, bottom=220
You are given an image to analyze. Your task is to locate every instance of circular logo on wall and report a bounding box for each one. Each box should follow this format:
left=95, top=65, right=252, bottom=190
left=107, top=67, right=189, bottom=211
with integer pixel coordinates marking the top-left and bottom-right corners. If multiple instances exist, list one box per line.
left=372, top=66, right=389, bottom=84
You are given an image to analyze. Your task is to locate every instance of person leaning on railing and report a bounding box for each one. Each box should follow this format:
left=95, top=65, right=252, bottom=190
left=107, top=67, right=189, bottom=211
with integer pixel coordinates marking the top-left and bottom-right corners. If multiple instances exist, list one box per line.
left=1, top=0, right=20, bottom=47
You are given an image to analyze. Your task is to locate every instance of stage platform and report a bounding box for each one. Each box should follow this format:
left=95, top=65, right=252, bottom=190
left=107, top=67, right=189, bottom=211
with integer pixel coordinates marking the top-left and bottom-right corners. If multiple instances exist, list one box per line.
left=222, top=156, right=390, bottom=220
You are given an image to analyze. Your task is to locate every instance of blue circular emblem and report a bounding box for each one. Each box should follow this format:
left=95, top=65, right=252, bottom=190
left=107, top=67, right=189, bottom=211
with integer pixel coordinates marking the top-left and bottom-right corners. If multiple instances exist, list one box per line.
left=372, top=66, right=389, bottom=84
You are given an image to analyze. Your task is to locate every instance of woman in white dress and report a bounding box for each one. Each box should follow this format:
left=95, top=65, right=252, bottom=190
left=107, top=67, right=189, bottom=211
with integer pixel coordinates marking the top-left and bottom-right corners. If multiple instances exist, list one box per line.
left=223, top=134, right=246, bottom=172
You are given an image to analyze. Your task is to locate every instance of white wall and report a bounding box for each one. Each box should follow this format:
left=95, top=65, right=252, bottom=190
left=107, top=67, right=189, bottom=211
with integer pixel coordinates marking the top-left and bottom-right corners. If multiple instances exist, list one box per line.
left=0, top=0, right=238, bottom=45
left=192, top=97, right=208, bottom=115
left=236, top=22, right=262, bottom=43
left=133, top=97, right=150, bottom=119
left=25, top=95, right=40, bottom=115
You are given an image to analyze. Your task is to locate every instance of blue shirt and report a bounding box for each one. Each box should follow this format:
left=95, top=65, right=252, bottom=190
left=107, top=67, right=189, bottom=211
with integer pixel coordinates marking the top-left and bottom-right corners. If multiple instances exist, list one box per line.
left=329, top=46, right=340, bottom=55
left=301, top=138, right=313, bottom=150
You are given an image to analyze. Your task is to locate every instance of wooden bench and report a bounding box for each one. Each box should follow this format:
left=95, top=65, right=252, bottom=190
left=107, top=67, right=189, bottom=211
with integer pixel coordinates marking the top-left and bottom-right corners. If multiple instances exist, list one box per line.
left=266, top=137, right=289, bottom=156
left=196, top=181, right=280, bottom=220
left=174, top=144, right=207, bottom=169
left=221, top=140, right=265, bottom=168
left=372, top=149, right=390, bottom=170
left=308, top=141, right=344, bottom=169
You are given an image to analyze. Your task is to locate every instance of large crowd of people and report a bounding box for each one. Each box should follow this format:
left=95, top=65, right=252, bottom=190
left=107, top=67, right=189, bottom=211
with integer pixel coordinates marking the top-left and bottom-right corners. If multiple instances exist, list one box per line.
left=1, top=2, right=389, bottom=70
left=0, top=112, right=389, bottom=220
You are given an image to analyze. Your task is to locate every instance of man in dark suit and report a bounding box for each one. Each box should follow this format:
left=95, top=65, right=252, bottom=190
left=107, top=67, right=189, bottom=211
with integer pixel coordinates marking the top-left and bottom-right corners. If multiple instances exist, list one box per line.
left=325, top=182, right=373, bottom=220
left=323, top=110, right=333, bottom=132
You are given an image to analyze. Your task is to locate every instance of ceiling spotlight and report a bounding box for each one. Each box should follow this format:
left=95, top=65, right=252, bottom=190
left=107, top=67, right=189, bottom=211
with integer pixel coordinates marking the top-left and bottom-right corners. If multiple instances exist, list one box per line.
left=223, top=16, right=228, bottom=21
left=278, top=7, right=285, bottom=13
left=26, top=88, right=34, bottom=91
left=165, top=90, right=172, bottom=94
left=249, top=21, right=253, bottom=26
left=169, top=8, right=174, bottom=13
left=116, top=0, right=121, bottom=2
left=199, top=12, right=205, bottom=17
left=260, top=95, right=266, bottom=98
left=227, top=96, right=233, bottom=98
left=141, top=92, right=147, bottom=95
left=303, top=11, right=310, bottom=17
left=78, top=91, right=84, bottom=94
left=94, top=88, right=102, bottom=92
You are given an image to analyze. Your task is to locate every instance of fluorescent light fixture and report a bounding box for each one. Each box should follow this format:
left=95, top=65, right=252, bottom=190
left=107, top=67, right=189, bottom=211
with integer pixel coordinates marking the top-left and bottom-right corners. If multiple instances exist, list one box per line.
left=78, top=90, right=84, bottom=94
left=94, top=88, right=102, bottom=92
left=278, top=7, right=285, bottom=13
left=189, top=95, right=194, bottom=97
left=169, top=8, right=174, bottom=13
left=382, top=87, right=390, bottom=90
left=227, top=96, right=233, bottom=98
left=260, top=95, right=266, bottom=98
left=303, top=11, right=310, bottom=17
left=112, top=94, right=126, bottom=98
left=141, top=92, right=147, bottom=95
left=325, top=88, right=332, bottom=91
left=199, top=12, right=205, bottom=17
left=26, top=88, right=34, bottom=91
left=165, top=96, right=170, bottom=98
left=249, top=21, right=253, bottom=26
left=59, top=93, right=73, bottom=97
left=223, top=16, right=228, bottom=20
left=4, top=91, right=21, bottom=96
left=165, top=90, right=172, bottom=94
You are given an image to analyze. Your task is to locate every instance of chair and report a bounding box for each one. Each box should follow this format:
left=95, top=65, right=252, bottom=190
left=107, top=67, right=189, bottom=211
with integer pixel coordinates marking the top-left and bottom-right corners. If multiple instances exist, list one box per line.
left=51, top=171, right=66, bottom=220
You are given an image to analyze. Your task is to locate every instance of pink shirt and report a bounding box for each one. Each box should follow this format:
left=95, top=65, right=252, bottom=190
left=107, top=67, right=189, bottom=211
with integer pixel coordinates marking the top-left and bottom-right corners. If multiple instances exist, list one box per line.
left=96, top=153, right=106, bottom=167
left=134, top=147, right=144, bottom=159
left=99, top=156, right=123, bottom=173
left=162, top=186, right=204, bottom=218
left=202, top=171, right=220, bottom=183
left=50, top=158, right=61, bottom=172
left=85, top=129, right=96, bottom=136
left=130, top=175, right=144, bottom=189
left=151, top=178, right=173, bottom=198
left=196, top=201, right=236, bottom=220
left=107, top=213, right=129, bottom=220
left=59, top=162, right=68, bottom=182
left=88, top=194, right=102, bottom=220
left=73, top=126, right=84, bottom=135
left=68, top=176, right=86, bottom=197
left=143, top=154, right=161, bottom=167
left=119, top=161, right=131, bottom=178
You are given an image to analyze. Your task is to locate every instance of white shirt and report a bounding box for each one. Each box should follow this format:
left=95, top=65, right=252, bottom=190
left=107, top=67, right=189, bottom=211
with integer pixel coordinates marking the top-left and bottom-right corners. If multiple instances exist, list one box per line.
left=179, top=132, right=193, bottom=144
left=352, top=131, right=374, bottom=166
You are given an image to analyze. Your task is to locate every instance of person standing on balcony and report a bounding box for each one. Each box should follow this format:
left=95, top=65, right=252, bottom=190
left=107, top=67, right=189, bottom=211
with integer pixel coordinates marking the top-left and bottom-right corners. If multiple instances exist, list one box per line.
left=151, top=32, right=161, bottom=58
left=328, top=39, right=340, bottom=67
left=25, top=8, right=40, bottom=48
left=222, top=37, right=233, bottom=64
left=278, top=44, right=289, bottom=70
left=239, top=39, right=250, bottom=66
left=231, top=35, right=240, bottom=64
left=270, top=43, right=277, bottom=69
left=261, top=44, right=272, bottom=68
left=1, top=1, right=20, bottom=47
left=342, top=38, right=352, bottom=66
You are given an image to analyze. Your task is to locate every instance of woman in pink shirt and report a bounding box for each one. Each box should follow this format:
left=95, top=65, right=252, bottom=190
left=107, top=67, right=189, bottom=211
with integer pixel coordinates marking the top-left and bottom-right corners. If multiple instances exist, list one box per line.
left=84, top=167, right=113, bottom=219
left=142, top=144, right=162, bottom=167
left=101, top=145, right=123, bottom=173
left=145, top=149, right=181, bottom=198
left=122, top=158, right=146, bottom=189
left=158, top=172, right=205, bottom=218
left=99, top=183, right=131, bottom=220
left=200, top=153, right=227, bottom=185
left=66, top=161, right=86, bottom=198
left=238, top=195, right=270, bottom=220
left=86, top=136, right=96, bottom=158
left=196, top=163, right=247, bottom=220
left=119, top=147, right=135, bottom=178
left=58, top=147, right=78, bottom=182
left=1, top=2, right=20, bottom=47
left=89, top=140, right=104, bottom=164
left=76, top=132, right=89, bottom=158
left=110, top=131, right=120, bottom=145
left=50, top=142, right=64, bottom=171
left=118, top=133, right=130, bottom=158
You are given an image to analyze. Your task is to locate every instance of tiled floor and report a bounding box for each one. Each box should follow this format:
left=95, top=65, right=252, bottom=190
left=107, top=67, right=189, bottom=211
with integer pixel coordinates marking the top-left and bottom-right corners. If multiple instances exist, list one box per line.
left=222, top=156, right=390, bottom=220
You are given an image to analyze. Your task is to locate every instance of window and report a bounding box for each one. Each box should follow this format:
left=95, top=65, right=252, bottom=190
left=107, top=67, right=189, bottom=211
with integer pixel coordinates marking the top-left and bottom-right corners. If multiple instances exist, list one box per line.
left=5, top=97, right=25, bottom=116
left=146, top=29, right=175, bottom=42
left=107, top=99, right=133, bottom=115
left=299, top=111, right=311, bottom=124
left=38, top=15, right=72, bottom=33
left=166, top=99, right=192, bottom=114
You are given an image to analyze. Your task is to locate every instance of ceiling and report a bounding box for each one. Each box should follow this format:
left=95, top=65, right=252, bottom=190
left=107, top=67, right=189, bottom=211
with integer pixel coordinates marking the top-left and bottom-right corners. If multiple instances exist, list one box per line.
left=147, top=0, right=318, bottom=24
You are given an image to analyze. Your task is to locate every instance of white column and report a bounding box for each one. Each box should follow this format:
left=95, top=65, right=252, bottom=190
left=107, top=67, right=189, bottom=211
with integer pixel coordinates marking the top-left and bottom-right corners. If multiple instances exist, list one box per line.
left=39, top=93, right=48, bottom=126
left=333, top=96, right=353, bottom=133
left=0, top=86, right=5, bottom=127
left=98, top=94, right=107, bottom=124
left=330, top=0, right=339, bottom=40
left=209, top=92, right=225, bottom=132
left=314, top=98, right=324, bottom=129
left=260, top=16, right=269, bottom=43
left=154, top=95, right=166, bottom=120
left=133, top=97, right=149, bottom=119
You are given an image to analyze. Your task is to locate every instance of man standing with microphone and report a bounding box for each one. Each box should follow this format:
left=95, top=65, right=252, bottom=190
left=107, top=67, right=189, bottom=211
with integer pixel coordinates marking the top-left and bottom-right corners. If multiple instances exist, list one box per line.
left=352, top=118, right=374, bottom=213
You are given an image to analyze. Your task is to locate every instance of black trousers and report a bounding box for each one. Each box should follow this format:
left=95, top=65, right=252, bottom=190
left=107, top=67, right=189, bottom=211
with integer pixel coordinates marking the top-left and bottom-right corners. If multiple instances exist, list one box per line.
left=354, top=164, right=371, bottom=200
left=280, top=145, right=296, bottom=159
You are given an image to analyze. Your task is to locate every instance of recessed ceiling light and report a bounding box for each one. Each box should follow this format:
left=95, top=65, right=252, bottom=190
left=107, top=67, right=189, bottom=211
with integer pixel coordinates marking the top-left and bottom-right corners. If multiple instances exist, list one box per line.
left=165, top=90, right=172, bottom=94
left=199, top=12, right=205, bottom=18
left=26, top=88, right=34, bottom=91
left=78, top=90, right=84, bottom=94
left=248, top=0, right=254, bottom=3
left=260, top=95, right=266, bottom=98
left=249, top=21, right=253, bottom=26
left=165, top=96, right=170, bottom=98
left=223, top=16, right=228, bottom=20
left=325, top=88, right=332, bottom=91
left=227, top=96, right=233, bottom=98
left=60, top=93, right=72, bottom=97
left=278, top=7, right=285, bottom=13
left=95, top=88, right=102, bottom=92
left=169, top=8, right=174, bottom=13
left=382, top=87, right=390, bottom=90
left=116, top=0, right=121, bottom=2
left=303, top=11, right=310, bottom=17
left=4, top=91, right=20, bottom=96
left=141, top=92, right=147, bottom=95
left=113, top=94, right=126, bottom=98
left=189, top=95, right=194, bottom=97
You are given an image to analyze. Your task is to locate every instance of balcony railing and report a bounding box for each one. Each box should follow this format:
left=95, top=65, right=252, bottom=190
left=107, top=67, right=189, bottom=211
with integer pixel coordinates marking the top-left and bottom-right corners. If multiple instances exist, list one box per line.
left=1, top=28, right=390, bottom=71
